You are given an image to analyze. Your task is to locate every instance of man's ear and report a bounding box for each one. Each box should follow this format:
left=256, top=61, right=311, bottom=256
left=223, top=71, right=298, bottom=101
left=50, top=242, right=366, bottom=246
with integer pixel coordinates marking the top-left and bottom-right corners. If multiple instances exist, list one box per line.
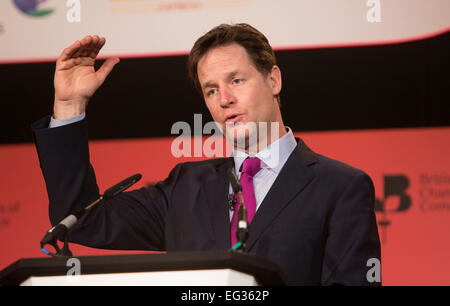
left=267, top=65, right=282, bottom=96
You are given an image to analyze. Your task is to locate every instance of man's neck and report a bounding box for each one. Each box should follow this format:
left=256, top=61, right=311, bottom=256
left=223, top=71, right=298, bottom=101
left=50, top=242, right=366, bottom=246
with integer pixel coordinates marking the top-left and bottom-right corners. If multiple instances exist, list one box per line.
left=235, top=122, right=287, bottom=155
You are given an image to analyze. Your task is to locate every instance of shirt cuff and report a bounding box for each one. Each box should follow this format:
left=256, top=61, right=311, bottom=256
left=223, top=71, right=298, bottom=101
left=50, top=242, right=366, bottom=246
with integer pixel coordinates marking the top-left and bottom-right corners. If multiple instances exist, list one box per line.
left=49, top=113, right=86, bottom=128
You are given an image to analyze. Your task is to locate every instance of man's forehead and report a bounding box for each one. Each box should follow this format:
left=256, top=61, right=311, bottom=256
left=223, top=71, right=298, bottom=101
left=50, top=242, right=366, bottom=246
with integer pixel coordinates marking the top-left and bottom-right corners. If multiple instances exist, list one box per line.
left=197, top=44, right=254, bottom=85
left=199, top=44, right=248, bottom=67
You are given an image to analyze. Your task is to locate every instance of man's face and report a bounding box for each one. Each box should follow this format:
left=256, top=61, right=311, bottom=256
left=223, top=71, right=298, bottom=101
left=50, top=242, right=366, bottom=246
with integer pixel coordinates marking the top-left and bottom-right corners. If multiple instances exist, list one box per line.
left=197, top=43, right=282, bottom=150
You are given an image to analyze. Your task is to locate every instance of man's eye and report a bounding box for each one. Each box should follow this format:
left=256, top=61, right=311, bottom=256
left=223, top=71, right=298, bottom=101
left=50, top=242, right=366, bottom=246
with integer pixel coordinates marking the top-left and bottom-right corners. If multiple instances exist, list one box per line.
left=207, top=89, right=216, bottom=96
left=233, top=79, right=242, bottom=85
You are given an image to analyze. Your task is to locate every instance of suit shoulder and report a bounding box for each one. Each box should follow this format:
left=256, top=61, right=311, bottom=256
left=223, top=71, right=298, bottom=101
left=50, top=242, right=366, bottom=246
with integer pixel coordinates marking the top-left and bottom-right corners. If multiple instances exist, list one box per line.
left=297, top=138, right=369, bottom=182
left=177, top=157, right=231, bottom=170
left=169, top=158, right=231, bottom=178
left=309, top=153, right=375, bottom=205
left=314, top=153, right=372, bottom=184
left=155, top=158, right=231, bottom=190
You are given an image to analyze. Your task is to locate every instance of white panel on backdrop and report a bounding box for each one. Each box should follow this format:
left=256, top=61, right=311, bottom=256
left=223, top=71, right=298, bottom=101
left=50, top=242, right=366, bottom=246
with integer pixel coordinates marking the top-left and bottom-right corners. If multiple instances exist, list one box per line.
left=0, top=0, right=449, bottom=63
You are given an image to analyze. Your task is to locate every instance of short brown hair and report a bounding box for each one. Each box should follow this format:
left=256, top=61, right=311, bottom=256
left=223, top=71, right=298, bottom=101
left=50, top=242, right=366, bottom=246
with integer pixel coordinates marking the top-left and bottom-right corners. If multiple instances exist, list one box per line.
left=187, top=23, right=278, bottom=100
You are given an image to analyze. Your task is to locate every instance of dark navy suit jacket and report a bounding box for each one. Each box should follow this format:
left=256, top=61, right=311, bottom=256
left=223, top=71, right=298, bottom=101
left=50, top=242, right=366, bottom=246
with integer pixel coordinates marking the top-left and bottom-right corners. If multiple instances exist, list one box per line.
left=32, top=116, right=381, bottom=285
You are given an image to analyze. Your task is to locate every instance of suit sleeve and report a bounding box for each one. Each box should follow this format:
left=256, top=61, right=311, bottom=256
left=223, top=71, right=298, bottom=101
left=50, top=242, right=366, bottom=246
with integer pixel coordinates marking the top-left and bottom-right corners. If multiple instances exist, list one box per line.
left=321, top=172, right=381, bottom=286
left=32, top=116, right=175, bottom=251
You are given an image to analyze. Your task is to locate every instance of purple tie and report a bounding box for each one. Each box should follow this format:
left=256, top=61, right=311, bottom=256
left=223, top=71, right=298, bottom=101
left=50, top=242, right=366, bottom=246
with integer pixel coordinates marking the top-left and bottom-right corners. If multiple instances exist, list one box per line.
left=230, top=157, right=262, bottom=247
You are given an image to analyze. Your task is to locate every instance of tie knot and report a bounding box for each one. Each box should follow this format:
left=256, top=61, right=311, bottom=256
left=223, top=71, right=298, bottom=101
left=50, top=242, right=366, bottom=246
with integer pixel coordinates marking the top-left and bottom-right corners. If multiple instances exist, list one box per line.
left=241, top=157, right=261, bottom=177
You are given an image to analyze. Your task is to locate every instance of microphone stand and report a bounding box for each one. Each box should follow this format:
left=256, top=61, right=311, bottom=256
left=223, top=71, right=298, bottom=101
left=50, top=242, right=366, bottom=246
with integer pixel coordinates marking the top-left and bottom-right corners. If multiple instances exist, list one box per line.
left=40, top=200, right=100, bottom=258
left=41, top=226, right=73, bottom=257
left=61, top=233, right=73, bottom=256
left=227, top=169, right=249, bottom=252
left=40, top=174, right=142, bottom=258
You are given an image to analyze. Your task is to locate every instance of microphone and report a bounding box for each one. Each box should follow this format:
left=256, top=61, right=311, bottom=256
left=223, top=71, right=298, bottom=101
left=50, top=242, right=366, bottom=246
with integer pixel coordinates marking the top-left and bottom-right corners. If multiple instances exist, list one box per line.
left=227, top=168, right=242, bottom=194
left=40, top=174, right=142, bottom=250
left=227, top=169, right=248, bottom=250
left=103, top=174, right=142, bottom=200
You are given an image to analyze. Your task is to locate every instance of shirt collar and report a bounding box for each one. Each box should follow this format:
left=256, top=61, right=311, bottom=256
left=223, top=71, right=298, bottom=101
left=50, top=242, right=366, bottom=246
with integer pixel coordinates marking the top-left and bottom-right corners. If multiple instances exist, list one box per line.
left=232, top=127, right=297, bottom=175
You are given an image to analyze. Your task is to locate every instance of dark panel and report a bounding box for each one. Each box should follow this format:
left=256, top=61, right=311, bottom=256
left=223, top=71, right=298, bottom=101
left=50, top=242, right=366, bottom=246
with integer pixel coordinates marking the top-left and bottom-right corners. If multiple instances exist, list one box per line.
left=278, top=32, right=450, bottom=131
left=1, top=32, right=449, bottom=144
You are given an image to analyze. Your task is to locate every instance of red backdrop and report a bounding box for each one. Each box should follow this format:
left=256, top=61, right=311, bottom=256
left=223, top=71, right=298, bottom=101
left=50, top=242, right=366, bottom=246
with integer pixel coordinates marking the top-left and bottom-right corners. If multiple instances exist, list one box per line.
left=1, top=127, right=449, bottom=285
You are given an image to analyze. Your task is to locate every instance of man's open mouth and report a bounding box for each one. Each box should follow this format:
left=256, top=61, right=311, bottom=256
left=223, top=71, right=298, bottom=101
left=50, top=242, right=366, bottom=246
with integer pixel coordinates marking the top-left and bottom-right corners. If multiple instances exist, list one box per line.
left=226, top=114, right=242, bottom=123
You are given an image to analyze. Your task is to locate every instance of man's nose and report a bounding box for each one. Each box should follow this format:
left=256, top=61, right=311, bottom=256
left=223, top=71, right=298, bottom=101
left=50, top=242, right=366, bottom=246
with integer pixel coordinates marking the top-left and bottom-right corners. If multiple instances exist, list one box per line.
left=220, top=86, right=235, bottom=107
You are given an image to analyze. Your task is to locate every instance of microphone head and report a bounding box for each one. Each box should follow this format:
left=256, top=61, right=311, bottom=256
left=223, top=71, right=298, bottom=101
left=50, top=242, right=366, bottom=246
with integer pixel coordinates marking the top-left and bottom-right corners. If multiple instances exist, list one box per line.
left=103, top=173, right=142, bottom=199
left=227, top=168, right=242, bottom=193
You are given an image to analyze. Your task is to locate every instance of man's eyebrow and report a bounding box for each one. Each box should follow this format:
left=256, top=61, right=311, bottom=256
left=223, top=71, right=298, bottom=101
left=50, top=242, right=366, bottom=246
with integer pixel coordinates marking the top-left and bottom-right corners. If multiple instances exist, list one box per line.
left=202, top=81, right=217, bottom=90
left=201, top=71, right=240, bottom=90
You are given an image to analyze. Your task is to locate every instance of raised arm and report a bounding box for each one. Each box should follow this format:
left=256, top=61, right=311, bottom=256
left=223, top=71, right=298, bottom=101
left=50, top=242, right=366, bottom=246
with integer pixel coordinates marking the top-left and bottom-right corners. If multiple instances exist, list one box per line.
left=32, top=37, right=168, bottom=251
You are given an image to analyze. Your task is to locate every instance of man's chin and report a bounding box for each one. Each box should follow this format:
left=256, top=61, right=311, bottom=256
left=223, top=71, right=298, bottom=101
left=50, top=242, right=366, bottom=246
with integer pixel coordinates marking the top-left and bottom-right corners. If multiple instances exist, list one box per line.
left=224, top=122, right=259, bottom=152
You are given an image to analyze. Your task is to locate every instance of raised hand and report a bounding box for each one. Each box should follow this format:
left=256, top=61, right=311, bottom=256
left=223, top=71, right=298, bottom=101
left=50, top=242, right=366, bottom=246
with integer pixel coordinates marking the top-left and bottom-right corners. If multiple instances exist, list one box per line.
left=53, top=35, right=120, bottom=120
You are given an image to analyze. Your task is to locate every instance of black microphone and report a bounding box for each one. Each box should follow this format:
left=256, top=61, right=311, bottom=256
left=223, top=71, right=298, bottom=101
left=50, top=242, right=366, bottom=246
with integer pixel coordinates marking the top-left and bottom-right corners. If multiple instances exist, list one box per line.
left=227, top=169, right=248, bottom=249
left=103, top=174, right=142, bottom=199
left=227, top=168, right=242, bottom=194
left=40, top=174, right=142, bottom=247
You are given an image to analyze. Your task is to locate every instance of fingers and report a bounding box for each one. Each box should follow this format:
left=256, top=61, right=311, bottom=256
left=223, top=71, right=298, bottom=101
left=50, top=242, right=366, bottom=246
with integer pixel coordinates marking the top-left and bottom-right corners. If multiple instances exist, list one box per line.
left=73, top=35, right=93, bottom=58
left=90, top=36, right=106, bottom=59
left=59, top=35, right=106, bottom=61
left=81, top=35, right=98, bottom=58
left=59, top=40, right=81, bottom=61
left=82, top=35, right=102, bottom=58
left=96, top=57, right=120, bottom=84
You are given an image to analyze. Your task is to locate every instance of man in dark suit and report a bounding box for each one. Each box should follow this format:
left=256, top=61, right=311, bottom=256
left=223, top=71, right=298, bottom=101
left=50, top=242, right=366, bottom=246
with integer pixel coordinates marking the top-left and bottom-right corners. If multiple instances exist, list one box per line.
left=32, top=24, right=381, bottom=285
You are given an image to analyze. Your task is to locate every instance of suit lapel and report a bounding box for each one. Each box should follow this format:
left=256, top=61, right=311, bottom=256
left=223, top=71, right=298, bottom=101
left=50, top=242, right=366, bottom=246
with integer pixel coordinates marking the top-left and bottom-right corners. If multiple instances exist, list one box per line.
left=245, top=138, right=318, bottom=251
left=203, top=158, right=234, bottom=250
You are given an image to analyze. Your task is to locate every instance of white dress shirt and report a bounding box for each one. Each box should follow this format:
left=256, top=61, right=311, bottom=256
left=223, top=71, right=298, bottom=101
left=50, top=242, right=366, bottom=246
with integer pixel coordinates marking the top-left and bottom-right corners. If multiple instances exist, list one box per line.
left=229, top=128, right=298, bottom=220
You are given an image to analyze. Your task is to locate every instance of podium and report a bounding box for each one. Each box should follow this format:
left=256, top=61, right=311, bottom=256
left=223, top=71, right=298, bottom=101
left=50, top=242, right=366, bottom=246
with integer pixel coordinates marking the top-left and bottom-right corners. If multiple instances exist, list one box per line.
left=0, top=251, right=288, bottom=286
